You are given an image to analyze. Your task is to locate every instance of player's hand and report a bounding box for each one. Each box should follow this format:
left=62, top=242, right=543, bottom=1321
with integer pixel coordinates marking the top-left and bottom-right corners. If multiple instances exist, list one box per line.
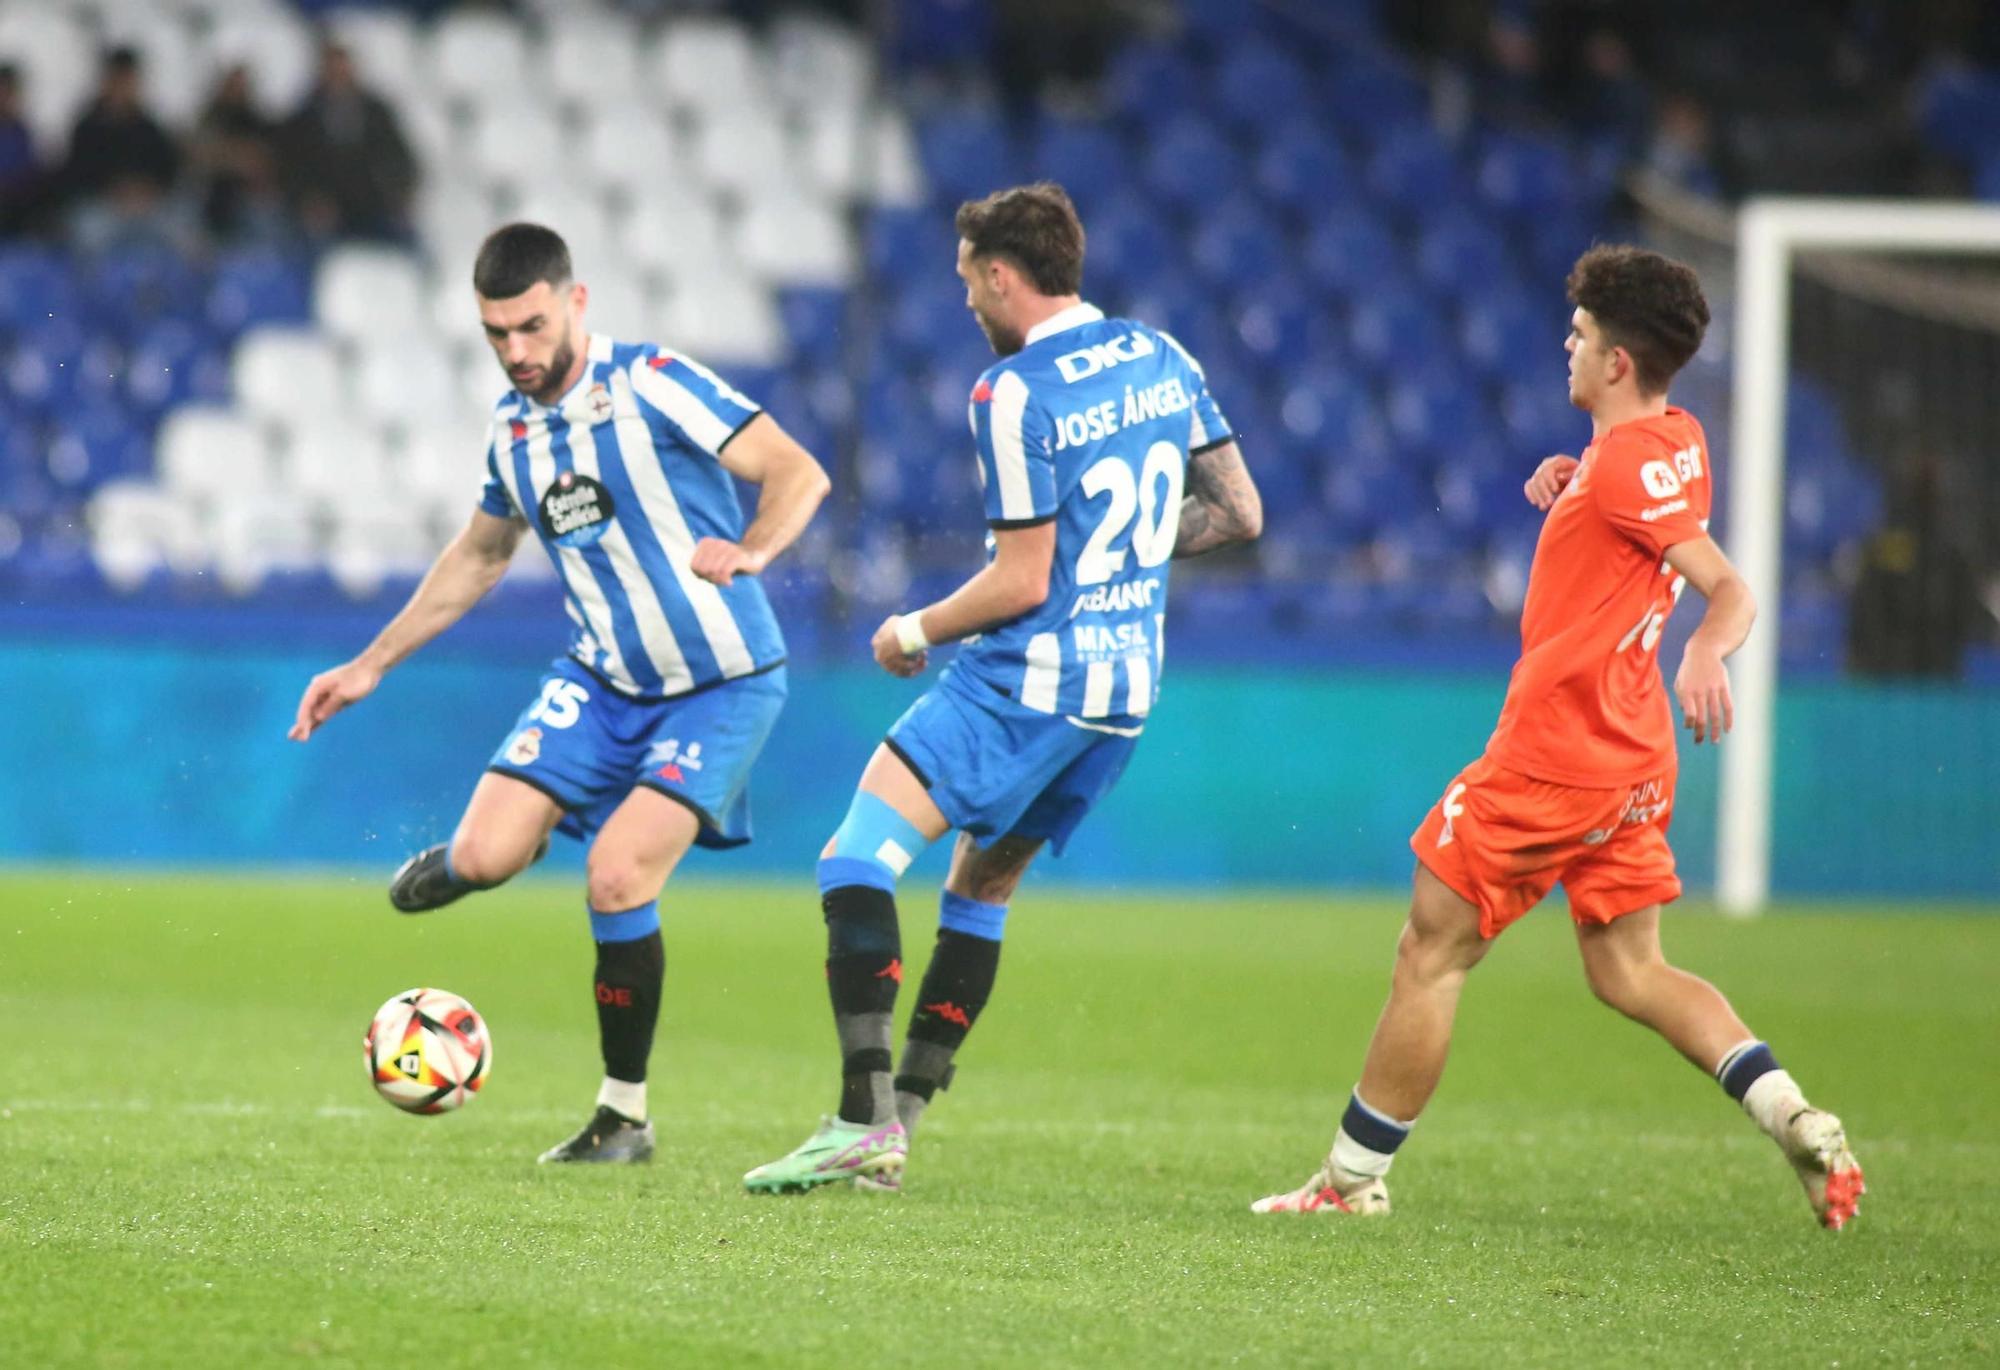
left=1525, top=455, right=1580, bottom=510
left=1674, top=643, right=1734, bottom=744
left=690, top=537, right=768, bottom=586
left=871, top=617, right=928, bottom=678
left=289, top=660, right=382, bottom=741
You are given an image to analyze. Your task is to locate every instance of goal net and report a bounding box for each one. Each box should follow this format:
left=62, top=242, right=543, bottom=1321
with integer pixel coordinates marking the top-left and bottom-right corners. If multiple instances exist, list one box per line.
left=1631, top=180, right=2000, bottom=911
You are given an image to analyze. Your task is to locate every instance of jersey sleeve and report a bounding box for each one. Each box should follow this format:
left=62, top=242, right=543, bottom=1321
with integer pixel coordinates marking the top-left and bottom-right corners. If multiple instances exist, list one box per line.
left=1157, top=329, right=1234, bottom=453
left=972, top=368, right=1058, bottom=527
left=628, top=348, right=762, bottom=460
left=478, top=421, right=518, bottom=519
left=1590, top=437, right=1709, bottom=556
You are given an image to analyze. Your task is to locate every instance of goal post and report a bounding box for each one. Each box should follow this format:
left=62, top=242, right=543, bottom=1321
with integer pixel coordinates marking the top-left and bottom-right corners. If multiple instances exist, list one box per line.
left=1720, top=199, right=2000, bottom=915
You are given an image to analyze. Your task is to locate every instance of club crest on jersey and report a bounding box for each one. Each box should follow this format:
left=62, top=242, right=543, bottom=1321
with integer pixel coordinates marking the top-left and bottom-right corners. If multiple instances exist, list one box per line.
left=571, top=382, right=614, bottom=425
left=538, top=470, right=616, bottom=548
left=504, top=726, right=542, bottom=766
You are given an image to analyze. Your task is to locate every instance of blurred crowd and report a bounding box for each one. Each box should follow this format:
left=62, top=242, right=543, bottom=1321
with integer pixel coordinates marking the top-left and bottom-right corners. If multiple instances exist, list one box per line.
left=0, top=38, right=414, bottom=253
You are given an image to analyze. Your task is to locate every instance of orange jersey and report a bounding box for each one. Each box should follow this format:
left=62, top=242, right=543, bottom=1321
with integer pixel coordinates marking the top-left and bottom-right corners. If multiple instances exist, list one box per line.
left=1485, top=408, right=1713, bottom=787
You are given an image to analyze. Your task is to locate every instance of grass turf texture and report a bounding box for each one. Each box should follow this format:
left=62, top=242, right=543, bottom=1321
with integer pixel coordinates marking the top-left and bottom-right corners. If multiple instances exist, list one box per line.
left=2, top=872, right=1995, bottom=1368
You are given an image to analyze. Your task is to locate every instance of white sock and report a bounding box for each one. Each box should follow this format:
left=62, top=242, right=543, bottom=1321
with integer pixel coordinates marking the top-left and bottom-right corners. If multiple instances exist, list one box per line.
left=1742, top=1069, right=1805, bottom=1140
left=1331, top=1127, right=1397, bottom=1178
left=597, top=1076, right=647, bottom=1122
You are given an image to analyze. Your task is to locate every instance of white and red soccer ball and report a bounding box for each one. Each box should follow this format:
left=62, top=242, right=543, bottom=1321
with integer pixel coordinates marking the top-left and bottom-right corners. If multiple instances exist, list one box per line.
left=365, top=987, right=492, bottom=1114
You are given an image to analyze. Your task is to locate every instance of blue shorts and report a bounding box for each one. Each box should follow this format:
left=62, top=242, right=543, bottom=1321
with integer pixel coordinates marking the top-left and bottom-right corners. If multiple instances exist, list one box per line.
left=885, top=667, right=1139, bottom=856
left=487, top=657, right=786, bottom=849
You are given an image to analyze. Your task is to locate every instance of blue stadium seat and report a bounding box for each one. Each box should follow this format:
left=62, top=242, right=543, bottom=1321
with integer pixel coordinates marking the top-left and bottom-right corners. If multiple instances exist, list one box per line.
left=888, top=0, right=993, bottom=71
left=1187, top=202, right=1291, bottom=292
left=917, top=107, right=1018, bottom=207
left=1473, top=130, right=1583, bottom=219
left=1412, top=214, right=1519, bottom=298
left=1347, top=287, right=1453, bottom=375
left=1299, top=210, right=1404, bottom=303
left=1915, top=66, right=2000, bottom=168
left=4, top=321, right=123, bottom=418
left=1498, top=377, right=1585, bottom=462
left=1365, top=123, right=1461, bottom=214
left=1254, top=121, right=1358, bottom=220
left=206, top=249, right=313, bottom=339
left=775, top=286, right=849, bottom=366
left=1322, top=48, right=1432, bottom=137
left=124, top=320, right=231, bottom=421
left=0, top=245, right=79, bottom=337
left=1086, top=194, right=1184, bottom=297
left=1227, top=282, right=1323, bottom=370
left=1459, top=289, right=1557, bottom=384
left=880, top=282, right=967, bottom=371
left=1028, top=117, right=1127, bottom=211
left=44, top=409, right=151, bottom=493
left=864, top=207, right=936, bottom=285
left=1103, top=42, right=1201, bottom=126
left=1385, top=371, right=1487, bottom=453
left=1210, top=40, right=1312, bottom=135
left=83, top=243, right=205, bottom=342
left=1140, top=115, right=1238, bottom=214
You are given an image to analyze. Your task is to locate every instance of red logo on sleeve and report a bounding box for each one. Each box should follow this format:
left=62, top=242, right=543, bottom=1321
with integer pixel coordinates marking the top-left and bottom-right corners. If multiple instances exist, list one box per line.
left=970, top=379, right=993, bottom=404
left=649, top=354, right=676, bottom=370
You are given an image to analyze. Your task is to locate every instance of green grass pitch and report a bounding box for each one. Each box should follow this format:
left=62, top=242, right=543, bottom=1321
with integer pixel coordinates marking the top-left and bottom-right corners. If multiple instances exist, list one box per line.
left=2, top=870, right=1995, bottom=1367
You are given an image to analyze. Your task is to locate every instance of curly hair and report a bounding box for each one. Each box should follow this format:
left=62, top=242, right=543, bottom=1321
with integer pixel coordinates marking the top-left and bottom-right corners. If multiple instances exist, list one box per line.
left=954, top=182, right=1086, bottom=297
left=1566, top=244, right=1710, bottom=395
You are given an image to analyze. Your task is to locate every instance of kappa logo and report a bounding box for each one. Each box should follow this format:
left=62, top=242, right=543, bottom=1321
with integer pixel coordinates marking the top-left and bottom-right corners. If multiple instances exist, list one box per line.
left=504, top=726, right=543, bottom=766
left=970, top=378, right=993, bottom=404
left=648, top=353, right=676, bottom=370
left=1054, top=331, right=1156, bottom=383
left=923, top=1001, right=971, bottom=1029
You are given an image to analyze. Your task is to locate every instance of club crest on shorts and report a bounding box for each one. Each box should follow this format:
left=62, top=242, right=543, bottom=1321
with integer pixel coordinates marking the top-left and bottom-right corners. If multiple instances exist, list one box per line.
left=538, top=470, right=615, bottom=548
left=504, top=726, right=543, bottom=766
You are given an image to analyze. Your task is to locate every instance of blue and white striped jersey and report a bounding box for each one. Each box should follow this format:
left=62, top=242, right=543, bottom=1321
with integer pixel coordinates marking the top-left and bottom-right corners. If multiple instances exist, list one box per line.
left=951, top=303, right=1233, bottom=723
left=477, top=333, right=785, bottom=700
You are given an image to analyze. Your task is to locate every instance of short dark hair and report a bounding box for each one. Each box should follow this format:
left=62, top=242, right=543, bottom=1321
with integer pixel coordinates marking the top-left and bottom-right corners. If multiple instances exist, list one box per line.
left=1566, top=244, right=1710, bottom=394
left=954, top=182, right=1085, bottom=297
left=103, top=46, right=141, bottom=75
left=473, top=222, right=572, bottom=299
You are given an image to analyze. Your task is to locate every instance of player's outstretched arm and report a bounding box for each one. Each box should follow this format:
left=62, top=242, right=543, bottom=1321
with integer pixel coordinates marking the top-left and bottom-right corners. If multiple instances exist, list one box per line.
left=873, top=521, right=1056, bottom=677
left=693, top=415, right=832, bottom=586
left=288, top=510, right=525, bottom=742
left=1663, top=535, right=1757, bottom=745
left=1173, top=441, right=1262, bottom=558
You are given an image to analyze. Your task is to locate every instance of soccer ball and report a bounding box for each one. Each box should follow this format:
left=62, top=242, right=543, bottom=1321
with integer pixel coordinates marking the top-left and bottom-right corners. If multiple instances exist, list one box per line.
left=365, top=987, right=493, bottom=1114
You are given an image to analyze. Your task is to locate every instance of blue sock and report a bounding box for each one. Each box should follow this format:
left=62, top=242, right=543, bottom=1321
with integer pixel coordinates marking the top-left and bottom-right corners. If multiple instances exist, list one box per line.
left=1716, top=1041, right=1781, bottom=1103
left=589, top=900, right=661, bottom=944
left=938, top=890, right=1007, bottom=942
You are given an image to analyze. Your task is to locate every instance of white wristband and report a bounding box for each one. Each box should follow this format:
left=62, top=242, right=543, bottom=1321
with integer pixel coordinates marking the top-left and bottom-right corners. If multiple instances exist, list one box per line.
left=893, top=612, right=931, bottom=655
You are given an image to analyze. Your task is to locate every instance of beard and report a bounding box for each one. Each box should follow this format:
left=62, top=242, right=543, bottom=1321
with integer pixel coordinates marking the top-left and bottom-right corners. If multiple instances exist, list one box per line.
left=515, top=330, right=578, bottom=404
left=976, top=308, right=1024, bottom=358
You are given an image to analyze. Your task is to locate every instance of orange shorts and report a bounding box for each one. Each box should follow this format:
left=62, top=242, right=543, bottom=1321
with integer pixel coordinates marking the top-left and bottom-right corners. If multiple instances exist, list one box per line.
left=1409, top=755, right=1682, bottom=939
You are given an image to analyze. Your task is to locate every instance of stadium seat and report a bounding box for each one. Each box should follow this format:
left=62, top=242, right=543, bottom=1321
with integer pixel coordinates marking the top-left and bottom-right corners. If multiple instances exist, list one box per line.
left=1077, top=193, right=1182, bottom=297
left=82, top=242, right=206, bottom=340
left=350, top=338, right=455, bottom=429
left=1228, top=283, right=1322, bottom=368
left=579, top=263, right=657, bottom=345
left=739, top=197, right=851, bottom=287
left=508, top=189, right=618, bottom=280
left=1347, top=288, right=1453, bottom=375
left=1474, top=130, right=1582, bottom=219
left=1210, top=40, right=1312, bottom=135
left=86, top=480, right=204, bottom=588
left=125, top=319, right=230, bottom=420
left=327, top=502, right=436, bottom=598
left=1253, top=122, right=1358, bottom=220
left=1102, top=41, right=1199, bottom=126
left=1412, top=214, right=1519, bottom=298
left=1027, top=116, right=1126, bottom=211
left=315, top=248, right=426, bottom=346
left=769, top=12, right=872, bottom=119
left=1365, top=122, right=1461, bottom=213
left=155, top=406, right=269, bottom=501
left=651, top=15, right=768, bottom=121
left=776, top=286, right=848, bottom=365
left=1141, top=115, right=1239, bottom=213
left=468, top=105, right=568, bottom=199
left=1386, top=372, right=1488, bottom=452
left=661, top=273, right=784, bottom=366
left=1321, top=46, right=1432, bottom=134
left=689, top=110, right=796, bottom=203
left=206, top=248, right=312, bottom=339
left=1188, top=203, right=1292, bottom=292
left=402, top=419, right=490, bottom=521
left=618, top=192, right=730, bottom=285
left=1915, top=65, right=2000, bottom=168
left=581, top=113, right=684, bottom=207
left=280, top=418, right=393, bottom=512
left=4, top=320, right=122, bottom=417
left=428, top=9, right=529, bottom=106
left=545, top=13, right=644, bottom=112
left=231, top=327, right=343, bottom=426
left=209, top=489, right=321, bottom=593
left=1299, top=211, right=1404, bottom=304
left=324, top=7, right=421, bottom=101
left=44, top=409, right=150, bottom=494
left=1458, top=289, right=1556, bottom=384
left=916, top=106, right=1017, bottom=208
left=202, top=7, right=316, bottom=119
left=0, top=6, right=93, bottom=149
left=94, top=6, right=202, bottom=128
left=0, top=245, right=79, bottom=335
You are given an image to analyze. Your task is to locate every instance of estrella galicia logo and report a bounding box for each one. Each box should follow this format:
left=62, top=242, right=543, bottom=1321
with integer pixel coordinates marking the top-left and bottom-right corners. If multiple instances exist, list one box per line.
left=538, top=470, right=615, bottom=548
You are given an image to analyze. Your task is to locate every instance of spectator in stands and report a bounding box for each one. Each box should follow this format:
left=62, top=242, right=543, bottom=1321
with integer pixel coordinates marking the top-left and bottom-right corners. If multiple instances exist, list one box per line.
left=280, top=41, right=416, bottom=244
left=1847, top=454, right=1989, bottom=677
left=0, top=63, right=41, bottom=235
left=191, top=64, right=289, bottom=246
left=1638, top=92, right=1723, bottom=198
left=60, top=47, right=184, bottom=254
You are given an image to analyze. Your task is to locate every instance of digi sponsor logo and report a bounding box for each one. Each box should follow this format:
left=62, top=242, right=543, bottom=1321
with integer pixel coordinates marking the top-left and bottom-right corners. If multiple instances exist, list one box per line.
left=538, top=469, right=615, bottom=547
left=1053, top=330, right=1156, bottom=383
left=504, top=726, right=543, bottom=766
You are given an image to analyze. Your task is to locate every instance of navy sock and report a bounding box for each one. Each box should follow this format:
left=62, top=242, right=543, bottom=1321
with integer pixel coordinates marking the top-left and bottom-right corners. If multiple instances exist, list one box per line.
left=1716, top=1041, right=1781, bottom=1103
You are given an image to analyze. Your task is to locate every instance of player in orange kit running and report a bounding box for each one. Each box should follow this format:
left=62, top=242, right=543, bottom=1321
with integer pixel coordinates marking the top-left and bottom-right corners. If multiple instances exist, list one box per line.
left=1252, top=245, right=1863, bottom=1229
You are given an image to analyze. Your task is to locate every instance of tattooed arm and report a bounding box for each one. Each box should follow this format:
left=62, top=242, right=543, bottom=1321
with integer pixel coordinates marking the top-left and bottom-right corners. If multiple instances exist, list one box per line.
left=1174, top=441, right=1263, bottom=558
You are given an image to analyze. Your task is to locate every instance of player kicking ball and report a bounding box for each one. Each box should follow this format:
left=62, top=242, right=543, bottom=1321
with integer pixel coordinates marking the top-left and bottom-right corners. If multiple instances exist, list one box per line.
left=290, top=224, right=829, bottom=1163
left=1253, top=246, right=1863, bottom=1230
left=744, top=183, right=1262, bottom=1194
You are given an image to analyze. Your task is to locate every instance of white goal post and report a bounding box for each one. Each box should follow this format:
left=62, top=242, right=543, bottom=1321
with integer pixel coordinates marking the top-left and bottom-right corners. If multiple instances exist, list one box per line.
left=1720, top=198, right=2000, bottom=915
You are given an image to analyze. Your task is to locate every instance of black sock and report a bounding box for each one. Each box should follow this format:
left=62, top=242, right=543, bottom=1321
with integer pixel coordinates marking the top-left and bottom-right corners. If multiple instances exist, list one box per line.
left=594, top=930, right=664, bottom=1089
left=823, top=883, right=901, bottom=1125
left=895, top=928, right=1001, bottom=1133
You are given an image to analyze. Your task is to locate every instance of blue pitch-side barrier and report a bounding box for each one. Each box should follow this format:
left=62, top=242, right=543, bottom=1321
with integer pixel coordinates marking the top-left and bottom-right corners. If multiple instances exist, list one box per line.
left=2, top=606, right=1996, bottom=900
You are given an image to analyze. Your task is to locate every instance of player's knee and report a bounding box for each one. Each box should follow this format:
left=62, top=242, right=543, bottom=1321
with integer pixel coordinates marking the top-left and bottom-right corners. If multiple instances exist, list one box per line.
left=448, top=831, right=531, bottom=888
left=1583, top=955, right=1650, bottom=1014
left=816, top=791, right=932, bottom=897
left=586, top=852, right=661, bottom=914
left=1393, top=918, right=1479, bottom=987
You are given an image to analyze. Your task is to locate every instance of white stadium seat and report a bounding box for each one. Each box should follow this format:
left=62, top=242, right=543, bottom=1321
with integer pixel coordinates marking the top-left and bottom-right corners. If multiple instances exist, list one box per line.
left=325, top=7, right=421, bottom=101
left=349, top=338, right=456, bottom=428
left=398, top=93, right=462, bottom=170
left=402, top=419, right=490, bottom=515
left=508, top=189, right=617, bottom=279
left=547, top=14, right=644, bottom=112
left=232, top=327, right=344, bottom=425
left=738, top=197, right=850, bottom=286
left=203, top=7, right=316, bottom=120
left=689, top=110, right=794, bottom=201
left=581, top=112, right=684, bottom=205
left=315, top=247, right=427, bottom=344
left=327, top=503, right=437, bottom=598
left=661, top=271, right=783, bottom=366
left=468, top=104, right=566, bottom=197
left=155, top=406, right=271, bottom=501
left=617, top=191, right=730, bottom=283
left=865, top=109, right=925, bottom=207
left=456, top=351, right=506, bottom=418
left=768, top=14, right=871, bottom=119
left=0, top=5, right=93, bottom=151
left=429, top=10, right=528, bottom=105
left=87, top=480, right=204, bottom=588
left=209, top=489, right=320, bottom=593
left=278, top=418, right=394, bottom=511
left=650, top=16, right=768, bottom=120
left=577, top=263, right=655, bottom=343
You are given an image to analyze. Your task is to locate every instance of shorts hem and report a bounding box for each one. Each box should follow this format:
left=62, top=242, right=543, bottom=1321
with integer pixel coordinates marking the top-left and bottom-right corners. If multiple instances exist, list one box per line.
left=1410, top=847, right=1496, bottom=937
left=485, top=765, right=582, bottom=813
left=882, top=735, right=934, bottom=789
left=632, top=779, right=743, bottom=849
